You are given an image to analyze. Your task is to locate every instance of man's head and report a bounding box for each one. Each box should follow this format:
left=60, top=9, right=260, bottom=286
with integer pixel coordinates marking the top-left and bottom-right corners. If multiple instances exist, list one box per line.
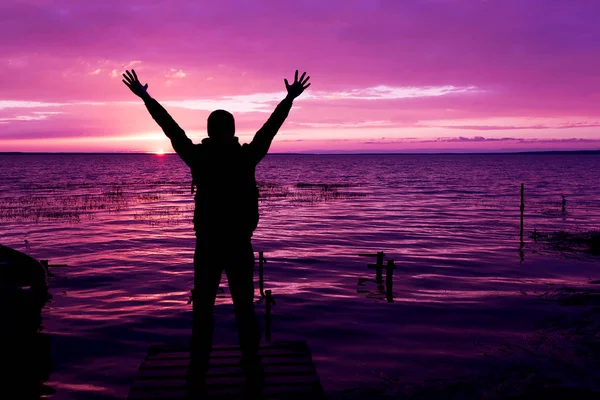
left=207, top=109, right=235, bottom=140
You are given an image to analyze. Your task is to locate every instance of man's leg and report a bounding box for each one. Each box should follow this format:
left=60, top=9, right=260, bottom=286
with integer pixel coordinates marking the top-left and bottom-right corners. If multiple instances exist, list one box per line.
left=225, top=238, right=261, bottom=367
left=189, top=237, right=222, bottom=387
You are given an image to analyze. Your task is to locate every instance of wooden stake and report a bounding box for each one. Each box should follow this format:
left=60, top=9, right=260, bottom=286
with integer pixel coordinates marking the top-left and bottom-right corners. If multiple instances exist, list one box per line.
left=520, top=183, right=525, bottom=244
left=375, top=251, right=384, bottom=283
left=361, top=251, right=385, bottom=283
left=265, top=290, right=275, bottom=342
left=258, top=251, right=266, bottom=298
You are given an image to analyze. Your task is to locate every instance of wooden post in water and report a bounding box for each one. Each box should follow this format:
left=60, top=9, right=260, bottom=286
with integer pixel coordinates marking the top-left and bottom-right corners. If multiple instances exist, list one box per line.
left=385, top=260, right=395, bottom=303
left=359, top=251, right=386, bottom=284
left=360, top=251, right=385, bottom=283
left=520, top=183, right=525, bottom=244
left=375, top=251, right=384, bottom=283
left=258, top=251, right=266, bottom=298
left=265, top=290, right=275, bottom=342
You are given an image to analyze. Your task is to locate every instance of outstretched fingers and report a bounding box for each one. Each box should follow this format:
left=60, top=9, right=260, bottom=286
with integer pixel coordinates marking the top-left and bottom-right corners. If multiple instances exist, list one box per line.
left=123, top=69, right=141, bottom=84
left=122, top=69, right=135, bottom=89
left=301, top=75, right=310, bottom=86
left=122, top=69, right=148, bottom=95
left=122, top=71, right=133, bottom=84
left=294, top=70, right=299, bottom=83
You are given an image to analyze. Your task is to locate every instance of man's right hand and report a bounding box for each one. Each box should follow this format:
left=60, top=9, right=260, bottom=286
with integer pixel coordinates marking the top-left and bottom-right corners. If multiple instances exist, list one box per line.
left=122, top=69, right=149, bottom=99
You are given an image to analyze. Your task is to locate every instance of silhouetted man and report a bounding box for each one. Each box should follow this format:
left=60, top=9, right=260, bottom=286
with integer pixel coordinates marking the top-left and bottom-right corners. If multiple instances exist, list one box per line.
left=122, top=69, right=310, bottom=395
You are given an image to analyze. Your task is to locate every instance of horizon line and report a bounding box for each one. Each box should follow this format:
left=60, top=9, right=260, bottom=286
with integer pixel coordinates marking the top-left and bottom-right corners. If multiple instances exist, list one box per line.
left=1, top=149, right=600, bottom=156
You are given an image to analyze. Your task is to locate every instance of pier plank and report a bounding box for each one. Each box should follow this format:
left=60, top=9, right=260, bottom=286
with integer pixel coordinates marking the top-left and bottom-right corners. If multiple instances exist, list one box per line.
left=128, top=341, right=325, bottom=400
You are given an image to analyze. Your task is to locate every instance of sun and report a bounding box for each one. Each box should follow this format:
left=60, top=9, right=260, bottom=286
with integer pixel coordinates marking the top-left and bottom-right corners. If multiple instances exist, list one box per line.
left=154, top=149, right=165, bottom=156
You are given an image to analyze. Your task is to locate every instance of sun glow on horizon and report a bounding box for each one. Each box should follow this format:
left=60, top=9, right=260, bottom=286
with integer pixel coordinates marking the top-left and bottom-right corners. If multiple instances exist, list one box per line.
left=154, top=149, right=165, bottom=156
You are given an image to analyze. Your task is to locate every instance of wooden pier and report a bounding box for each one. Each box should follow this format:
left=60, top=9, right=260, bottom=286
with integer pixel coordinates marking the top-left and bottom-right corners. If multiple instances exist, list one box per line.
left=127, top=341, right=325, bottom=400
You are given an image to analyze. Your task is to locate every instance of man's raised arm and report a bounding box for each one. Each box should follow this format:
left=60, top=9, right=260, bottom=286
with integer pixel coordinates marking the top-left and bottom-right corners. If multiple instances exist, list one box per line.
left=249, top=70, right=311, bottom=164
left=122, top=69, right=194, bottom=166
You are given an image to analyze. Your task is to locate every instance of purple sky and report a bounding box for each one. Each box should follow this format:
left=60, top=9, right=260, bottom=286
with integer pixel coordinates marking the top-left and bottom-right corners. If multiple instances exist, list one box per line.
left=1, top=0, right=600, bottom=153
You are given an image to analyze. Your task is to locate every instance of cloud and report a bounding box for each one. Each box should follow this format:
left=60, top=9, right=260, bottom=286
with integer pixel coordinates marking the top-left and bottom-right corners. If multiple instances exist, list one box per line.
left=420, top=119, right=600, bottom=131
left=165, top=69, right=186, bottom=79
left=306, top=85, right=480, bottom=101
left=434, top=137, right=600, bottom=143
left=292, top=120, right=395, bottom=129
left=0, top=100, right=105, bottom=110
left=0, top=110, right=65, bottom=122
left=125, top=61, right=142, bottom=68
left=0, top=100, right=66, bottom=109
left=361, top=137, right=600, bottom=145
left=0, top=115, right=53, bottom=122
left=163, top=93, right=281, bottom=113
left=440, top=125, right=549, bottom=131
left=161, top=84, right=480, bottom=113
